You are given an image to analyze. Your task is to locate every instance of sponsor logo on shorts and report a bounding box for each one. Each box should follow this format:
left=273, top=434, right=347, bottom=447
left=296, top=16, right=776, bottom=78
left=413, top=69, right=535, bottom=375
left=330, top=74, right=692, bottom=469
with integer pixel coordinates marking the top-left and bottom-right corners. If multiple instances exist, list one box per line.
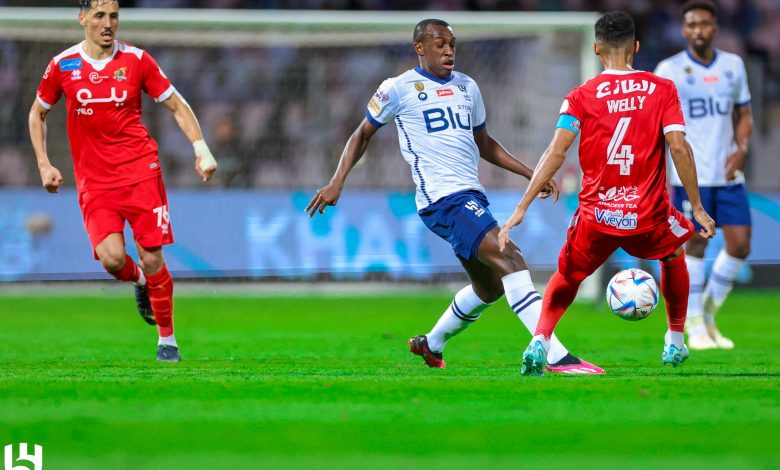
left=437, top=89, right=454, bottom=97
left=595, top=208, right=637, bottom=230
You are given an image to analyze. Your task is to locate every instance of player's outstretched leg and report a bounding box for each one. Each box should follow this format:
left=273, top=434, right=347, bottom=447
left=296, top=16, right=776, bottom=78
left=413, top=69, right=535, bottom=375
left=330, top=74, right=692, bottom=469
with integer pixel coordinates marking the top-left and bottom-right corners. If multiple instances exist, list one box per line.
left=505, top=271, right=604, bottom=375
left=701, top=248, right=744, bottom=349
left=146, top=263, right=180, bottom=363
left=660, top=253, right=690, bottom=367
left=409, top=285, right=490, bottom=368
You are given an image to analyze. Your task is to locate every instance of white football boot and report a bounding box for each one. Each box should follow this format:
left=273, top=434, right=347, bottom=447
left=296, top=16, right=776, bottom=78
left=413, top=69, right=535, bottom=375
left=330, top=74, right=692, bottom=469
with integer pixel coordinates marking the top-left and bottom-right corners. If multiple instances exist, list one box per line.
left=685, top=316, right=718, bottom=350
left=702, top=292, right=734, bottom=349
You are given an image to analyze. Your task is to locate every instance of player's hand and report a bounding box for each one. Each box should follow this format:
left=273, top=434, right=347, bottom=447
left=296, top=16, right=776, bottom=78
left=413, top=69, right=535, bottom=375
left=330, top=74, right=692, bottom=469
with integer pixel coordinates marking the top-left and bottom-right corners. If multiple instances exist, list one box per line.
left=39, top=164, right=63, bottom=193
left=305, top=182, right=343, bottom=218
left=724, top=149, right=746, bottom=181
left=498, top=207, right=526, bottom=252
left=195, top=156, right=217, bottom=182
left=693, top=207, right=716, bottom=239
left=537, top=179, right=559, bottom=203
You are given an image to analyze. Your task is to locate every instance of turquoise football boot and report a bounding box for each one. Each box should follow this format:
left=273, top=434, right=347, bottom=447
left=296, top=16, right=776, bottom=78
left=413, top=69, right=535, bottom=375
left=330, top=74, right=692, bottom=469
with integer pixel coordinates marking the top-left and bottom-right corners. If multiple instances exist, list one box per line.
left=521, top=340, right=547, bottom=376
left=662, top=343, right=690, bottom=367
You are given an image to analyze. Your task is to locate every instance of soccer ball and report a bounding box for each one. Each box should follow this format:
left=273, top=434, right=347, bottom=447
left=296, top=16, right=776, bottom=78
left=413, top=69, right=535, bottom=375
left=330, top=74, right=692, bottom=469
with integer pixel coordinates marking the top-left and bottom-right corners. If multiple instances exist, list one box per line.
left=606, top=268, right=658, bottom=321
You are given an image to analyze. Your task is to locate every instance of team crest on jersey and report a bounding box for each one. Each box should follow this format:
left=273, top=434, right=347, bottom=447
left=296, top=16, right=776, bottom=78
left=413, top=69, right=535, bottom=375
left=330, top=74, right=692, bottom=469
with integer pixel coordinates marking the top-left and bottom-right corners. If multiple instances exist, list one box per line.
left=457, top=85, right=467, bottom=93
left=59, top=58, right=82, bottom=72
left=724, top=70, right=734, bottom=82
left=414, top=82, right=425, bottom=92
left=114, top=67, right=127, bottom=81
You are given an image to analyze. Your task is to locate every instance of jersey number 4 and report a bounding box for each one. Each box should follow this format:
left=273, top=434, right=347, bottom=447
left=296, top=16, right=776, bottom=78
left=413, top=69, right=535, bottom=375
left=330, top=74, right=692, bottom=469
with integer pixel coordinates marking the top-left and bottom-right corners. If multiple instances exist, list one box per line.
left=607, top=117, right=635, bottom=175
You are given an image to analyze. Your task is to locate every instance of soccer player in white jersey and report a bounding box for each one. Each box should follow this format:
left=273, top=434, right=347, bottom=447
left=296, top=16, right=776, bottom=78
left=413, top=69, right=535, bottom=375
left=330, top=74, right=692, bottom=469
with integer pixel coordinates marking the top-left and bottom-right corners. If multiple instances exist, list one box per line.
left=306, top=19, right=603, bottom=374
left=654, top=0, right=753, bottom=350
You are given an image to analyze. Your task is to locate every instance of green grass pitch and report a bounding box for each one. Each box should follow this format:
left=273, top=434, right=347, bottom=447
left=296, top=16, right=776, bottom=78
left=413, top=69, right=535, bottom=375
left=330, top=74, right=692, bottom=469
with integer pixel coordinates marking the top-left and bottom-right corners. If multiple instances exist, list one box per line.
left=0, top=289, right=778, bottom=468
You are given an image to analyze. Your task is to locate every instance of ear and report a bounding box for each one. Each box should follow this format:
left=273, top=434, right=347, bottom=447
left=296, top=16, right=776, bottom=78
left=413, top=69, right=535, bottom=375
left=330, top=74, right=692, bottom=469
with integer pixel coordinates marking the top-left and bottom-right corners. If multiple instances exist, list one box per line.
left=413, top=41, right=424, bottom=57
left=634, top=40, right=640, bottom=54
left=78, top=11, right=87, bottom=27
left=593, top=42, right=600, bottom=56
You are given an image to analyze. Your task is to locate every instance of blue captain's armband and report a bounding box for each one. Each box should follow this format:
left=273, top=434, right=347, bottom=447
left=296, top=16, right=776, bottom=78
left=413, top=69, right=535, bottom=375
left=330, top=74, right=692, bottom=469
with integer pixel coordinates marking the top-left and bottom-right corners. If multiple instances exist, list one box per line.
left=556, top=114, right=581, bottom=135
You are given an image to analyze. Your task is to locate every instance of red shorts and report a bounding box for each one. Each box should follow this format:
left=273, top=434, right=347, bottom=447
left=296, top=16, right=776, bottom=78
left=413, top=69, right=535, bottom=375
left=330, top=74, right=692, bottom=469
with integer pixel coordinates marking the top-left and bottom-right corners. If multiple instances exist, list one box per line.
left=78, top=176, right=174, bottom=258
left=558, top=207, right=694, bottom=282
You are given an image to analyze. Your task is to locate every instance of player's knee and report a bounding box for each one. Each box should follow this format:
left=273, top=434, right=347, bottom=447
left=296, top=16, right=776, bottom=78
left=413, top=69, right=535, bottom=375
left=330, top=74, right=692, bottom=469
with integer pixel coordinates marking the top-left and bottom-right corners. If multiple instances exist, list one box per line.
left=98, top=250, right=126, bottom=273
left=727, top=242, right=750, bottom=260
left=138, top=252, right=164, bottom=274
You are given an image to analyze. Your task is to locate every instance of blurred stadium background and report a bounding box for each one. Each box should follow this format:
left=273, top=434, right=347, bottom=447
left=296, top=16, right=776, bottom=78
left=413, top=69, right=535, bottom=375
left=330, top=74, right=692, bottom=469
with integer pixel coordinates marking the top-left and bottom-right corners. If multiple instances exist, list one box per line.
left=0, top=0, right=778, bottom=283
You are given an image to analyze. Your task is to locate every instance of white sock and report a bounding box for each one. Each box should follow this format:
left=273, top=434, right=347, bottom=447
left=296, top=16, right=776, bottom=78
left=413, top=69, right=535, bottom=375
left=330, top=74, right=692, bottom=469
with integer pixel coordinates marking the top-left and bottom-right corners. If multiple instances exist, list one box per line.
left=502, top=270, right=568, bottom=364
left=704, top=249, right=744, bottom=322
left=531, top=333, right=550, bottom=351
left=134, top=270, right=146, bottom=287
left=666, top=330, right=684, bottom=348
left=158, top=334, right=177, bottom=347
left=426, top=285, right=490, bottom=353
left=685, top=255, right=707, bottom=336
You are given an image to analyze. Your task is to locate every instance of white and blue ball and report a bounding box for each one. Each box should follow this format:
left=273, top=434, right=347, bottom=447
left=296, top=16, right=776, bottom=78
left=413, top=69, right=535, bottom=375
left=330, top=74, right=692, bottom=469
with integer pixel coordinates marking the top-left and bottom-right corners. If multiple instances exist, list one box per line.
left=606, top=268, right=658, bottom=321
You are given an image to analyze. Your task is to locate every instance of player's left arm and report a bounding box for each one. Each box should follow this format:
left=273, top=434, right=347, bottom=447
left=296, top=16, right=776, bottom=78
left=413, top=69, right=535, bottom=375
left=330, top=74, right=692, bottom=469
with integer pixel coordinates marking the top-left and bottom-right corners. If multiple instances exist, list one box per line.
left=498, top=127, right=576, bottom=251
left=724, top=104, right=753, bottom=181
left=473, top=127, right=558, bottom=200
left=161, top=92, right=217, bottom=182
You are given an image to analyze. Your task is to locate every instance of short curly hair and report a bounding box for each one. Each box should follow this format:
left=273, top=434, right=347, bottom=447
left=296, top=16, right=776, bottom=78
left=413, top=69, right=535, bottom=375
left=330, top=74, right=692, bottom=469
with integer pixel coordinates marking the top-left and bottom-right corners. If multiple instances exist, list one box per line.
left=682, top=0, right=718, bottom=18
left=594, top=11, right=635, bottom=48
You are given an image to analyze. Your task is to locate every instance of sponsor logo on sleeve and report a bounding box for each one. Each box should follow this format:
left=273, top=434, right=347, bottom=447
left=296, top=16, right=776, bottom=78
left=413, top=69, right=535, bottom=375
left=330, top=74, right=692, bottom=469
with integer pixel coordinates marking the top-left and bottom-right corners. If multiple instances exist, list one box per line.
left=367, top=97, right=381, bottom=115
left=42, top=64, right=52, bottom=79
left=595, top=208, right=638, bottom=230
left=436, top=88, right=454, bottom=97
left=59, top=58, right=82, bottom=71
left=374, top=90, right=390, bottom=103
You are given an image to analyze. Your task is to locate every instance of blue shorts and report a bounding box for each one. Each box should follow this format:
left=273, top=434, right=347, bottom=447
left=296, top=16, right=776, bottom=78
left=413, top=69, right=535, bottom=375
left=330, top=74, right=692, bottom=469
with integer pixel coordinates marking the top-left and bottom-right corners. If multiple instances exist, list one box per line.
left=418, top=190, right=498, bottom=260
left=672, top=184, right=752, bottom=230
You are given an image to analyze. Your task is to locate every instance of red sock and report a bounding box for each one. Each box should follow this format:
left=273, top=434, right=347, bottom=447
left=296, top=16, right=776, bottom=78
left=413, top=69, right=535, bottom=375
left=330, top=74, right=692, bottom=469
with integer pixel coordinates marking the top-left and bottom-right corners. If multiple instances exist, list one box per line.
left=146, top=264, right=174, bottom=337
left=108, top=255, right=141, bottom=283
left=660, top=254, right=689, bottom=333
left=534, top=271, right=582, bottom=338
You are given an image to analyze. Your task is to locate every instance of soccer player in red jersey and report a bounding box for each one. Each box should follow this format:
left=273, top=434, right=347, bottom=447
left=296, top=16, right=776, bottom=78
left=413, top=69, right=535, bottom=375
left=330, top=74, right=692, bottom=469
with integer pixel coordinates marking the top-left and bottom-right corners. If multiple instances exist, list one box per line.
left=28, top=0, right=218, bottom=362
left=498, top=11, right=716, bottom=375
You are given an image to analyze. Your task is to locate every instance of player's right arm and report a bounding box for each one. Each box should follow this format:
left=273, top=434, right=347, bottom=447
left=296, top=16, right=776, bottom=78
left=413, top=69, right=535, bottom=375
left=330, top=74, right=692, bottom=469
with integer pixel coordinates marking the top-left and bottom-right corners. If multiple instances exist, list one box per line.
left=666, top=131, right=715, bottom=239
left=28, top=98, right=63, bottom=194
left=305, top=119, right=378, bottom=217
left=306, top=78, right=398, bottom=217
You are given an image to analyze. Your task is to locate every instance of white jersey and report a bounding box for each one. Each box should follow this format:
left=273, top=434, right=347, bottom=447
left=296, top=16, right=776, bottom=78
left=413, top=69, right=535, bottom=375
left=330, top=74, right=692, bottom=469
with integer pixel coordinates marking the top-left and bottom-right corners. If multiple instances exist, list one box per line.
left=365, top=66, right=487, bottom=210
left=654, top=49, right=751, bottom=187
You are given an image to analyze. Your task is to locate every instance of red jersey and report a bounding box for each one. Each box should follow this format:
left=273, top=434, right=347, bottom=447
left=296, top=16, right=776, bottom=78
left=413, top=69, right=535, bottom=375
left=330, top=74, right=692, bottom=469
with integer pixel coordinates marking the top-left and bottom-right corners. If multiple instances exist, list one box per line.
left=560, top=70, right=686, bottom=235
left=36, top=41, right=174, bottom=193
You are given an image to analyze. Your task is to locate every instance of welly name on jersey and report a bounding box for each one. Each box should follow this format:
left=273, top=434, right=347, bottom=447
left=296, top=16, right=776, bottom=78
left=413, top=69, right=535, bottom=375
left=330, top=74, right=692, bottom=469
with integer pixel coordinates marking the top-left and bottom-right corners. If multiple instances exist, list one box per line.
left=606, top=96, right=647, bottom=113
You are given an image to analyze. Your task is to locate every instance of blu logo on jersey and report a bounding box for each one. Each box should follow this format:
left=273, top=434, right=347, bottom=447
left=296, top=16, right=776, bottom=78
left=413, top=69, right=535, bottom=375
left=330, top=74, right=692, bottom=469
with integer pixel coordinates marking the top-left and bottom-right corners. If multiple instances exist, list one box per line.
left=689, top=97, right=731, bottom=118
left=423, top=107, right=471, bottom=133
